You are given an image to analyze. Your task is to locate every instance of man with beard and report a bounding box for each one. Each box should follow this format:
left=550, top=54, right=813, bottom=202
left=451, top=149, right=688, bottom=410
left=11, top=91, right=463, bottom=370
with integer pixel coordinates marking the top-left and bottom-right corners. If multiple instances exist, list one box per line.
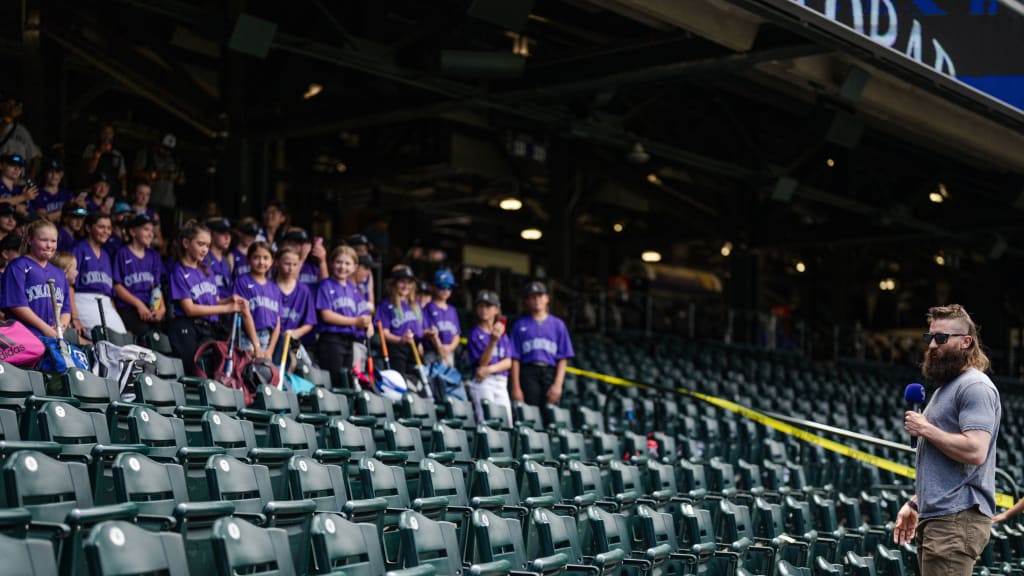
left=893, top=304, right=1000, bottom=576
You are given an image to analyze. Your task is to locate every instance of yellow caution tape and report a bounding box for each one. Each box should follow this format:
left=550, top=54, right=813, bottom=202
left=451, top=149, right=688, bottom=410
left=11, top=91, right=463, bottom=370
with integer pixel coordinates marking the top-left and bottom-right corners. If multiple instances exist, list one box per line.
left=566, top=366, right=1015, bottom=509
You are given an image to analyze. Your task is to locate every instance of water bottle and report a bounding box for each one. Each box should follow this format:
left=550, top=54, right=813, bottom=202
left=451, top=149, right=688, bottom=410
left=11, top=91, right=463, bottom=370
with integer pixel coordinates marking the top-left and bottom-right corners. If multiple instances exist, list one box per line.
left=149, top=286, right=163, bottom=311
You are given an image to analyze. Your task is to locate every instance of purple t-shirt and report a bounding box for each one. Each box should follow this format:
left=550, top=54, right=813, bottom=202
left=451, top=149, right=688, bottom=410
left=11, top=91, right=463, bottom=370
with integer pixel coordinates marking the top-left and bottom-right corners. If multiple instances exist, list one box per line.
left=299, top=261, right=320, bottom=294
left=169, top=262, right=220, bottom=320
left=30, top=188, right=73, bottom=215
left=57, top=227, right=76, bottom=253
left=316, top=278, right=367, bottom=337
left=204, top=252, right=232, bottom=299
left=509, top=315, right=575, bottom=366
left=233, top=273, right=281, bottom=331
left=230, top=247, right=250, bottom=279
left=280, top=282, right=316, bottom=333
left=2, top=256, right=70, bottom=336
left=72, top=239, right=115, bottom=297
left=374, top=299, right=423, bottom=341
left=467, top=326, right=511, bottom=377
left=85, top=195, right=108, bottom=213
left=103, top=234, right=123, bottom=260
left=423, top=301, right=461, bottom=350
left=113, top=246, right=163, bottom=308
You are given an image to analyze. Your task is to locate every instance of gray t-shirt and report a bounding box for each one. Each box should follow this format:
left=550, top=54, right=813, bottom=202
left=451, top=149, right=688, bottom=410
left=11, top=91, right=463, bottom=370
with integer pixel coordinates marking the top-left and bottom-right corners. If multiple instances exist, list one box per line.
left=916, top=368, right=1000, bottom=519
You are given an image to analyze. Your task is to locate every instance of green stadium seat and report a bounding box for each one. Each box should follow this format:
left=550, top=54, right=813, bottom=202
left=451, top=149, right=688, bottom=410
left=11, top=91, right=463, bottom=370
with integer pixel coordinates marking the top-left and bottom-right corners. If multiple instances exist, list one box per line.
left=201, top=410, right=293, bottom=496
left=846, top=550, right=877, bottom=576
left=85, top=520, right=189, bottom=576
left=212, top=516, right=296, bottom=576
left=513, top=401, right=544, bottom=431
left=130, top=373, right=186, bottom=417
left=631, top=504, right=699, bottom=575
left=57, top=368, right=120, bottom=414
left=580, top=504, right=652, bottom=575
left=308, top=512, right=387, bottom=575
left=717, top=499, right=776, bottom=575
left=393, top=510, right=463, bottom=575
left=153, top=352, right=184, bottom=381
left=121, top=406, right=223, bottom=500
left=525, top=507, right=600, bottom=575
left=474, top=424, right=516, bottom=468
left=465, top=507, right=536, bottom=575
left=0, top=532, right=58, bottom=575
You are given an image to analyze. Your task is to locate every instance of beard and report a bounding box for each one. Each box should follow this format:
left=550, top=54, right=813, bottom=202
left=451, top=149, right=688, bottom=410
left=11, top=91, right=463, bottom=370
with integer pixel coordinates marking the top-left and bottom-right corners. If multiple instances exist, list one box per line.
left=921, top=347, right=968, bottom=384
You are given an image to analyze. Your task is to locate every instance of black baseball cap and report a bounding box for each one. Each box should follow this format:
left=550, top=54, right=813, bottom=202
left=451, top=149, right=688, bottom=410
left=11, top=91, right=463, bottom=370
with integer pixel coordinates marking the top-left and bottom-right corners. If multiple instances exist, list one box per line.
left=0, top=235, right=21, bottom=251
left=357, top=254, right=375, bottom=267
left=41, top=158, right=64, bottom=173
left=127, top=213, right=153, bottom=228
left=0, top=204, right=16, bottom=217
left=524, top=281, right=547, bottom=296
left=91, top=171, right=110, bottom=184
left=347, top=234, right=369, bottom=247
left=14, top=211, right=35, bottom=225
left=1, top=154, right=26, bottom=167
left=391, top=266, right=416, bottom=280
left=265, top=200, right=287, bottom=214
left=281, top=229, right=310, bottom=244
left=475, top=290, right=501, bottom=307
left=206, top=218, right=231, bottom=232
left=62, top=204, right=88, bottom=217
left=236, top=220, right=259, bottom=236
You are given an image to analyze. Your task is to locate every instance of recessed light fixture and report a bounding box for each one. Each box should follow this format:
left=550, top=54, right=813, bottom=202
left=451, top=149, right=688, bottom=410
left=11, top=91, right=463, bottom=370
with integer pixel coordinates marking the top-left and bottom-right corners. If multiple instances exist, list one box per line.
left=303, top=83, right=323, bottom=100
left=720, top=241, right=733, bottom=257
left=641, top=251, right=662, bottom=263
left=499, top=197, right=522, bottom=211
left=520, top=228, right=542, bottom=240
left=646, top=173, right=662, bottom=186
left=795, top=261, right=806, bottom=273
left=612, top=223, right=623, bottom=233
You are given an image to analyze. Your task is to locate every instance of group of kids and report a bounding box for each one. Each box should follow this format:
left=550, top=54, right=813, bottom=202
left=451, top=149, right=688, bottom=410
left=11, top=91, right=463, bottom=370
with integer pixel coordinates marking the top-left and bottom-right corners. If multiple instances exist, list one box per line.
left=1, top=210, right=575, bottom=423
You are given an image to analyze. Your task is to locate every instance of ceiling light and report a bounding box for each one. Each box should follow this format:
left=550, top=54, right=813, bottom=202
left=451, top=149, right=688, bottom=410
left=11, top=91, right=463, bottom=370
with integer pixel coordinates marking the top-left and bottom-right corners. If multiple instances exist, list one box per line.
left=335, top=162, right=347, bottom=173
left=934, top=254, right=946, bottom=266
left=928, top=191, right=944, bottom=203
left=646, top=173, right=662, bottom=186
left=879, top=278, right=896, bottom=291
left=720, top=241, right=733, bottom=257
left=795, top=261, right=806, bottom=273
left=641, top=251, right=662, bottom=263
left=612, top=223, right=623, bottom=233
left=303, top=83, right=323, bottom=100
left=520, top=228, right=542, bottom=240
left=628, top=142, right=650, bottom=164
left=929, top=182, right=951, bottom=203
left=826, top=158, right=835, bottom=168
left=499, top=197, right=522, bottom=211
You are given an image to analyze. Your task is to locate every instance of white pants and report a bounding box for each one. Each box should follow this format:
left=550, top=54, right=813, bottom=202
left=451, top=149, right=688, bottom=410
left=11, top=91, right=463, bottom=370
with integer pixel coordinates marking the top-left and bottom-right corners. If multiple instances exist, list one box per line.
left=470, top=374, right=512, bottom=427
left=75, top=293, right=127, bottom=334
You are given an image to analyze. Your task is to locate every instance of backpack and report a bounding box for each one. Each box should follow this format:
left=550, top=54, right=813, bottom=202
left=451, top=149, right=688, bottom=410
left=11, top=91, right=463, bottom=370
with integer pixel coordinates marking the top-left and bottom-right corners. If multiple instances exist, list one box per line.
left=92, top=342, right=157, bottom=402
left=38, top=336, right=90, bottom=374
left=194, top=340, right=255, bottom=406
left=241, top=358, right=280, bottom=398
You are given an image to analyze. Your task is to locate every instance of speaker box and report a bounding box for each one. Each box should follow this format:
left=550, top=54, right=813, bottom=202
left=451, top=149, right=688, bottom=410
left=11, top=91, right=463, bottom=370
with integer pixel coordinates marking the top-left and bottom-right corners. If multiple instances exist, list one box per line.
left=228, top=13, right=277, bottom=59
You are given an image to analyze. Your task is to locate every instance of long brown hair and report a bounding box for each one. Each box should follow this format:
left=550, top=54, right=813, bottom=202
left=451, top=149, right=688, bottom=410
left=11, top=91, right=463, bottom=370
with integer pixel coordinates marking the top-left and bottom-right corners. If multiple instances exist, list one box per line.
left=172, top=220, right=211, bottom=274
left=927, top=304, right=991, bottom=373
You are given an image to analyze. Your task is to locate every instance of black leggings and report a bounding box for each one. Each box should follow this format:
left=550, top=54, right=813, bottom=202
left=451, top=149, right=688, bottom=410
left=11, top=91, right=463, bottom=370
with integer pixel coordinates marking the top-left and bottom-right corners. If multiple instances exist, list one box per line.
left=118, top=306, right=151, bottom=340
left=318, top=333, right=355, bottom=389
left=169, top=317, right=220, bottom=376
left=519, top=363, right=556, bottom=407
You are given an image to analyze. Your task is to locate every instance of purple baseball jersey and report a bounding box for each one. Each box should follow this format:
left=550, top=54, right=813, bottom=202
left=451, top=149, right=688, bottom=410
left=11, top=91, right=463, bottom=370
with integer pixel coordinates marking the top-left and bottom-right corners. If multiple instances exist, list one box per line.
left=316, top=278, right=366, bottom=337
left=30, top=188, right=73, bottom=215
left=2, top=256, right=70, bottom=336
left=509, top=315, right=574, bottom=365
left=467, top=326, right=511, bottom=377
left=113, top=246, right=163, bottom=308
left=204, top=252, right=232, bottom=299
left=424, top=301, right=461, bottom=350
left=57, top=227, right=76, bottom=252
left=230, top=247, right=250, bottom=279
left=374, top=299, right=423, bottom=341
left=103, top=234, right=123, bottom=260
left=169, top=262, right=220, bottom=320
left=233, top=273, right=281, bottom=331
left=280, top=282, right=316, bottom=333
left=72, top=239, right=114, bottom=297
left=299, top=261, right=320, bottom=293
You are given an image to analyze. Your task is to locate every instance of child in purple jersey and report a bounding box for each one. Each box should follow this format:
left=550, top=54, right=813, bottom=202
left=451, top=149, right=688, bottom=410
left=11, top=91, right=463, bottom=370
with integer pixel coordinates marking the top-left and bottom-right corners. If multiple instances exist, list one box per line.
left=510, top=281, right=575, bottom=410
left=274, top=247, right=316, bottom=359
left=31, top=159, right=74, bottom=221
left=168, top=220, right=247, bottom=375
left=278, top=228, right=327, bottom=294
left=58, top=203, right=87, bottom=253
left=204, top=218, right=233, bottom=299
left=2, top=220, right=71, bottom=337
left=227, top=218, right=258, bottom=281
left=234, top=242, right=281, bottom=360
left=317, top=245, right=373, bottom=388
left=129, top=182, right=162, bottom=252
left=466, top=290, right=512, bottom=426
left=72, top=212, right=127, bottom=334
left=423, top=269, right=461, bottom=367
left=113, top=213, right=165, bottom=336
left=374, top=264, right=423, bottom=378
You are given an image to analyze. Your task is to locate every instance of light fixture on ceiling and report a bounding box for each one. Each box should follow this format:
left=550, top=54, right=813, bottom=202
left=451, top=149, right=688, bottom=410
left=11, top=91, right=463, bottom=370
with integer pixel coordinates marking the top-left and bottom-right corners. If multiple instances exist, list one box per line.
left=879, top=278, right=896, bottom=291
left=720, top=241, right=733, bottom=257
left=628, top=142, right=650, bottom=164
left=499, top=197, right=522, bottom=211
left=795, top=261, right=807, bottom=273
left=612, top=223, right=624, bottom=233
left=646, top=173, right=662, bottom=186
left=520, top=228, right=542, bottom=240
left=335, top=162, right=347, bottom=173
left=826, top=158, right=835, bottom=168
left=641, top=251, right=662, bottom=263
left=934, top=253, right=946, bottom=266
left=303, top=83, right=323, bottom=100
left=929, top=182, right=950, bottom=203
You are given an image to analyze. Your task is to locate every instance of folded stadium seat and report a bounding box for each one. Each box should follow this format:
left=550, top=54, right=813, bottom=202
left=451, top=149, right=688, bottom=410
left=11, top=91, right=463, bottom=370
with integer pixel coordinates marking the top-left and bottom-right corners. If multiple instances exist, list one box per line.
left=777, top=559, right=812, bottom=576
left=644, top=459, right=685, bottom=510
left=85, top=520, right=189, bottom=576
left=175, top=378, right=244, bottom=446
left=440, top=396, right=477, bottom=442
left=697, top=416, right=724, bottom=460
left=873, top=544, right=906, bottom=576
left=211, top=516, right=296, bottom=576
left=520, top=459, right=582, bottom=520
left=56, top=368, right=121, bottom=414
left=474, top=424, right=516, bottom=468
left=556, top=428, right=587, bottom=465
left=415, top=456, right=474, bottom=551
left=0, top=532, right=58, bottom=575
left=0, top=407, right=62, bottom=461
left=591, top=431, right=623, bottom=464
left=390, top=510, right=466, bottom=575
left=783, top=495, right=837, bottom=563
left=580, top=505, right=653, bottom=575
left=323, top=416, right=376, bottom=498
left=469, top=459, right=529, bottom=523
left=464, top=507, right=540, bottom=575
left=705, top=458, right=740, bottom=503
left=382, top=419, right=430, bottom=496
left=566, top=461, right=618, bottom=513
left=654, top=399, right=681, bottom=437
left=525, top=507, right=603, bottom=575
left=201, top=410, right=293, bottom=498
left=846, top=550, right=877, bottom=576
left=3, top=450, right=139, bottom=576
left=838, top=492, right=888, bottom=552
left=130, top=373, right=186, bottom=417
left=205, top=454, right=316, bottom=574
left=0, top=362, right=48, bottom=426
left=674, top=459, right=709, bottom=504
left=121, top=405, right=223, bottom=500
left=674, top=501, right=742, bottom=574
left=153, top=352, right=185, bottom=381
left=308, top=512, right=389, bottom=575
left=630, top=504, right=699, bottom=575
left=573, top=405, right=605, bottom=435
left=619, top=430, right=651, bottom=461
left=736, top=459, right=771, bottom=501
left=479, top=399, right=513, bottom=430
left=354, top=391, right=395, bottom=445
left=110, top=452, right=235, bottom=573
left=240, top=384, right=301, bottom=448
left=430, top=422, right=474, bottom=475
left=717, top=499, right=776, bottom=575
left=299, top=386, right=350, bottom=425
left=35, top=400, right=148, bottom=505
left=649, top=431, right=680, bottom=464
left=359, top=456, right=438, bottom=564
left=513, top=401, right=545, bottom=432
left=91, top=326, right=135, bottom=348
left=545, top=403, right=574, bottom=432
left=809, top=494, right=862, bottom=558
left=607, top=459, right=644, bottom=513
left=752, top=497, right=812, bottom=568
left=517, top=425, right=558, bottom=467
left=396, top=393, right=439, bottom=452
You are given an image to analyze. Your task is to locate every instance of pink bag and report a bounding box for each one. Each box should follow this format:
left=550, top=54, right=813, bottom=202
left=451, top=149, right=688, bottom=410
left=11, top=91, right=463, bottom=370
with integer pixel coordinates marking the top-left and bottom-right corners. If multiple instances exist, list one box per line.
left=0, top=319, right=46, bottom=367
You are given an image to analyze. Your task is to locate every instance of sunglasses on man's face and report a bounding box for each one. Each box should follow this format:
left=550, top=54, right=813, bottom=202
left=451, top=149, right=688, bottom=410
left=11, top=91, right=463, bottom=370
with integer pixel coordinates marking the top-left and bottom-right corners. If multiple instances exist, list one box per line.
left=922, top=332, right=968, bottom=345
